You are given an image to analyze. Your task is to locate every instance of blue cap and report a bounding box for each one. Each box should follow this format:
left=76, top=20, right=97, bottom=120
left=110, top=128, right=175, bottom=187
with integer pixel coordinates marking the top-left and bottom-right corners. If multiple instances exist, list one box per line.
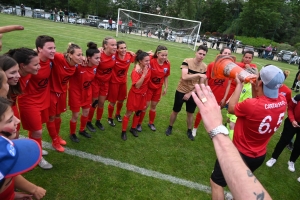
left=0, top=136, right=41, bottom=180
left=260, top=65, right=284, bottom=98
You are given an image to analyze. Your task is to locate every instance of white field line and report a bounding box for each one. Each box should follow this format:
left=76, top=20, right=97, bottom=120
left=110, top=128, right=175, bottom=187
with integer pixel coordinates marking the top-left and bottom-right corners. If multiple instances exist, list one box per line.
left=41, top=140, right=212, bottom=193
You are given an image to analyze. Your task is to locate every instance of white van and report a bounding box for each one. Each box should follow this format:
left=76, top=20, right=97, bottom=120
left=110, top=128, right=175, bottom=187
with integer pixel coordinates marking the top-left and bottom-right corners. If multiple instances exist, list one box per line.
left=87, top=15, right=99, bottom=21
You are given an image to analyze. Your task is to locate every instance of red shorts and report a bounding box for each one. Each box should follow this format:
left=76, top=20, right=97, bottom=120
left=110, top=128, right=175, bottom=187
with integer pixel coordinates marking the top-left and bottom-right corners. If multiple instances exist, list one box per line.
left=92, top=79, right=109, bottom=98
left=12, top=105, right=20, bottom=131
left=126, top=89, right=147, bottom=111
left=107, top=82, right=127, bottom=103
left=147, top=87, right=162, bottom=102
left=20, top=107, right=49, bottom=131
left=70, top=104, right=91, bottom=112
left=49, top=92, right=67, bottom=116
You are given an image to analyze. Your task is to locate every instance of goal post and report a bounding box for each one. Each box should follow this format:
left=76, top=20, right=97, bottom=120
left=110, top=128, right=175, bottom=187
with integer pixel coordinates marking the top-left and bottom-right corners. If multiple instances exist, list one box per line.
left=116, top=8, right=202, bottom=51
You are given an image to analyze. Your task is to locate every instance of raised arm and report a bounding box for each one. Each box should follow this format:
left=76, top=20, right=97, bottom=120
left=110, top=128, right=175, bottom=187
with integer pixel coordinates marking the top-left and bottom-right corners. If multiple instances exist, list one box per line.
left=192, top=84, right=272, bottom=200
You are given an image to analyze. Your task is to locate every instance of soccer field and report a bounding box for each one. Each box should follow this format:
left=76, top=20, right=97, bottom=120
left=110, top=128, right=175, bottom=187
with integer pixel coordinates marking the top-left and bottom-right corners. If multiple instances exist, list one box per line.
left=1, top=13, right=300, bottom=199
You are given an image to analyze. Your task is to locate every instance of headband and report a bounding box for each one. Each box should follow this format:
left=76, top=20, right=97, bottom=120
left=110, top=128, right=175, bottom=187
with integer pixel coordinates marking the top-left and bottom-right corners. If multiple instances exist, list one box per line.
left=158, top=50, right=168, bottom=53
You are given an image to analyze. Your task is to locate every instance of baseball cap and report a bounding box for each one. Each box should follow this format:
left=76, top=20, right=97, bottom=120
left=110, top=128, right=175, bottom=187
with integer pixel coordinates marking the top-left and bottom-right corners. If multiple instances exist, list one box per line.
left=0, top=136, right=41, bottom=181
left=260, top=65, right=284, bottom=98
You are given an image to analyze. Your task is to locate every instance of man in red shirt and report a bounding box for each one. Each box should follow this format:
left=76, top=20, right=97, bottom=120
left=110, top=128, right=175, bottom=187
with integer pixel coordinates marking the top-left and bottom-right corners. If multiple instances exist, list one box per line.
left=210, top=65, right=287, bottom=199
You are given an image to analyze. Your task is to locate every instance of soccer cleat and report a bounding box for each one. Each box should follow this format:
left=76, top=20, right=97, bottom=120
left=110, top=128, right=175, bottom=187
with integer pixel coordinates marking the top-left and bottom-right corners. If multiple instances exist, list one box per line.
left=70, top=134, right=80, bottom=143
left=86, top=122, right=96, bottom=132
left=136, top=124, right=142, bottom=132
left=130, top=128, right=138, bottom=137
left=192, top=128, right=197, bottom=137
left=116, top=115, right=122, bottom=122
left=165, top=126, right=172, bottom=136
left=148, top=123, right=156, bottom=131
left=121, top=131, right=127, bottom=141
left=58, top=136, right=67, bottom=146
left=79, top=130, right=91, bottom=138
left=297, top=177, right=300, bottom=182
left=95, top=120, right=105, bottom=131
left=108, top=118, right=116, bottom=127
left=291, top=88, right=294, bottom=91
left=288, top=161, right=295, bottom=172
left=42, top=149, right=48, bottom=156
left=38, top=157, right=53, bottom=169
left=52, top=140, right=65, bottom=152
left=187, top=130, right=195, bottom=141
left=266, top=158, right=277, bottom=167
left=296, top=90, right=300, bottom=93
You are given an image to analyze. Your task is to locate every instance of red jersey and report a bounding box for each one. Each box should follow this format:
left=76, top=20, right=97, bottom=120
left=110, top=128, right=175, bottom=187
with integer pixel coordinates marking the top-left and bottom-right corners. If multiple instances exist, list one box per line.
left=69, top=64, right=97, bottom=106
left=111, top=52, right=134, bottom=84
left=0, top=178, right=15, bottom=200
left=287, top=94, right=300, bottom=123
left=130, top=67, right=151, bottom=95
left=50, top=53, right=77, bottom=93
left=233, top=94, right=287, bottom=157
left=148, top=58, right=170, bottom=90
left=18, top=59, right=52, bottom=110
left=279, top=84, right=292, bottom=104
left=206, top=62, right=229, bottom=103
left=95, top=52, right=116, bottom=82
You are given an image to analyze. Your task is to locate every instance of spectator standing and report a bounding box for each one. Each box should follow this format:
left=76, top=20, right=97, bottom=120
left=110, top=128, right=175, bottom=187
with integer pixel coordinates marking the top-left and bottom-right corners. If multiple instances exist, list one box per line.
left=291, top=62, right=300, bottom=92
left=59, top=9, right=64, bottom=22
left=157, top=26, right=162, bottom=40
left=20, top=4, right=25, bottom=16
left=53, top=8, right=58, bottom=22
left=64, top=9, right=69, bottom=23
left=108, top=18, right=113, bottom=31
left=164, top=27, right=169, bottom=40
left=118, top=18, right=122, bottom=31
left=128, top=20, right=133, bottom=34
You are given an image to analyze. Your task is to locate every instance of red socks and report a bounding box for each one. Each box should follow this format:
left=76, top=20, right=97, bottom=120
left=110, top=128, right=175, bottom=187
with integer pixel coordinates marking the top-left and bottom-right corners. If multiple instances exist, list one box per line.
left=116, top=102, right=123, bottom=116
left=132, top=114, right=140, bottom=129
left=80, top=115, right=88, bottom=131
left=122, top=115, right=129, bottom=132
left=28, top=131, right=42, bottom=148
left=55, top=118, right=62, bottom=135
left=46, top=121, right=57, bottom=141
left=108, top=104, right=114, bottom=119
left=149, top=110, right=156, bottom=124
left=138, top=111, right=146, bottom=125
left=194, top=112, right=202, bottom=128
left=96, top=107, right=103, bottom=121
left=88, top=107, right=96, bottom=122
left=70, top=120, right=77, bottom=134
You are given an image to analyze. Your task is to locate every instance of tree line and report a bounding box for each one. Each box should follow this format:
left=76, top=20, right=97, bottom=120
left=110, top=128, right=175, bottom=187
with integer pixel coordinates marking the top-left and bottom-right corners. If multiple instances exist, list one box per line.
left=2, top=0, right=300, bottom=45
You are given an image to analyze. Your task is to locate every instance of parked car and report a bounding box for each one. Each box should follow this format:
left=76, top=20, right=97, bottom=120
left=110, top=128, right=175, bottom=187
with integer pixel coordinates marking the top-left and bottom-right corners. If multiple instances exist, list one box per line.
left=193, top=34, right=201, bottom=43
left=235, top=40, right=243, bottom=48
left=98, top=20, right=116, bottom=29
left=242, top=45, right=255, bottom=54
left=208, top=37, right=217, bottom=42
left=182, top=35, right=193, bottom=44
left=87, top=15, right=100, bottom=27
left=2, top=6, right=14, bottom=14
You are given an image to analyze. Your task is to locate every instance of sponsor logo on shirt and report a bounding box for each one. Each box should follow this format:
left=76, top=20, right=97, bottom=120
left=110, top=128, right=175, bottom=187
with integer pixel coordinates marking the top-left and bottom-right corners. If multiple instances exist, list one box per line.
left=213, top=79, right=225, bottom=86
left=152, top=77, right=161, bottom=84
left=117, top=69, right=126, bottom=77
left=265, top=101, right=286, bottom=109
left=112, top=55, right=116, bottom=60
left=80, top=71, right=85, bottom=74
left=83, top=81, right=92, bottom=90
left=93, top=68, right=97, bottom=74
left=62, top=76, right=71, bottom=84
left=280, top=92, right=286, bottom=96
left=38, top=78, right=48, bottom=89
left=102, top=68, right=113, bottom=75
left=127, top=59, right=130, bottom=63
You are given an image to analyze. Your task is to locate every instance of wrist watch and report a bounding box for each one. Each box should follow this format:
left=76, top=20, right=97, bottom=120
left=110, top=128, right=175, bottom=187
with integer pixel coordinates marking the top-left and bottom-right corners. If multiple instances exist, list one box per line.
left=209, top=125, right=229, bottom=139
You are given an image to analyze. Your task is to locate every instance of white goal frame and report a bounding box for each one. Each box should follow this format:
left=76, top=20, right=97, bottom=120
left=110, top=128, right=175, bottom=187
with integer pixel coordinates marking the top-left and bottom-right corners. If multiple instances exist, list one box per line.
left=116, top=8, right=202, bottom=51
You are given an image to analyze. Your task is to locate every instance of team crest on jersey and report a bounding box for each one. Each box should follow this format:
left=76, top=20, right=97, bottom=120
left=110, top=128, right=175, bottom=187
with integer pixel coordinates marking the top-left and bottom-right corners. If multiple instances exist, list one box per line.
left=112, top=55, right=116, bottom=60
left=164, top=68, right=168, bottom=73
left=75, top=64, right=78, bottom=68
left=242, top=88, right=246, bottom=93
left=50, top=62, right=53, bottom=69
left=93, top=68, right=97, bottom=74
left=127, top=59, right=130, bottom=63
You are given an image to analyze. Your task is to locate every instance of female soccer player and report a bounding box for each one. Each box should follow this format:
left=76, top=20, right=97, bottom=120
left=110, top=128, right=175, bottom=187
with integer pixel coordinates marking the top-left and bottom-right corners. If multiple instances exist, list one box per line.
left=136, top=45, right=170, bottom=132
left=86, top=37, right=117, bottom=132
left=5, top=48, right=40, bottom=138
left=107, top=40, right=135, bottom=126
left=121, top=50, right=151, bottom=141
left=69, top=42, right=100, bottom=143
left=47, top=43, right=83, bottom=152
left=18, top=35, right=55, bottom=169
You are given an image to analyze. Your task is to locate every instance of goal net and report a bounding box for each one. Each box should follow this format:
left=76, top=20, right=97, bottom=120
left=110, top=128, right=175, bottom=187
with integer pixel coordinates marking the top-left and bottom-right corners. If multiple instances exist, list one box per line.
left=117, top=8, right=202, bottom=51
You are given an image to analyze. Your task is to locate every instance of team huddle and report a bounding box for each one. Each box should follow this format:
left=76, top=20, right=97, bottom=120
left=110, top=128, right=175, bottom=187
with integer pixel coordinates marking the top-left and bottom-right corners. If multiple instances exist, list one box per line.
left=1, top=30, right=299, bottom=199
